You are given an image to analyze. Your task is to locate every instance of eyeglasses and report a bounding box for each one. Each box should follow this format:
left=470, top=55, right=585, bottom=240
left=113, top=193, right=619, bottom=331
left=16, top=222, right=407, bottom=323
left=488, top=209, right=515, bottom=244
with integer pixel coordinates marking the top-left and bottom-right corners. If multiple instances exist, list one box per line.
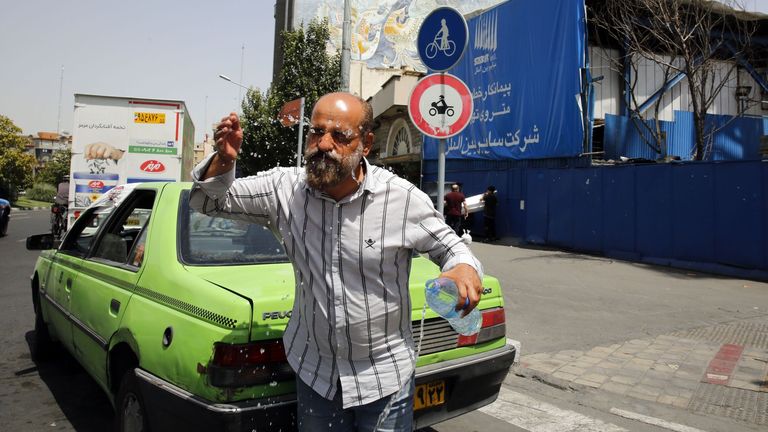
left=307, top=127, right=361, bottom=145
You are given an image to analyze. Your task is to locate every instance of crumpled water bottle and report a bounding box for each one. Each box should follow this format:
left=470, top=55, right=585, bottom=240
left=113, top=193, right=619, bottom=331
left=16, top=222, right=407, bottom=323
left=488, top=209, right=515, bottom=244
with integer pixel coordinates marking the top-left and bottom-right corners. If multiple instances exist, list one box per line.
left=425, top=278, right=482, bottom=336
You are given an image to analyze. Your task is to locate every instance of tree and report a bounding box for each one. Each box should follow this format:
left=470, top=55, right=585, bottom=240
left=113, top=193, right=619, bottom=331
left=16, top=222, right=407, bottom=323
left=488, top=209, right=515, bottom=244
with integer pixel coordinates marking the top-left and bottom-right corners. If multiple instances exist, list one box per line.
left=591, top=0, right=756, bottom=160
left=239, top=19, right=341, bottom=175
left=0, top=115, right=37, bottom=200
left=38, top=149, right=72, bottom=186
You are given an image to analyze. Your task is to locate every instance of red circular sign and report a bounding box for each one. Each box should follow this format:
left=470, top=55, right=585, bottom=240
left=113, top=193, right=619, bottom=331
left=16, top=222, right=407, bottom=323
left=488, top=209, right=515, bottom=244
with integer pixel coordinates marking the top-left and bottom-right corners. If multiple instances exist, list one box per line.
left=88, top=180, right=104, bottom=189
left=408, top=73, right=473, bottom=139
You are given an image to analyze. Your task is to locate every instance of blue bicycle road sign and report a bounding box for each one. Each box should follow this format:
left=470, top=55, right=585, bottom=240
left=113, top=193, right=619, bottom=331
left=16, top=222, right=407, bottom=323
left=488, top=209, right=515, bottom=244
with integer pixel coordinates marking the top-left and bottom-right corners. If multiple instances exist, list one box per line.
left=417, top=7, right=468, bottom=72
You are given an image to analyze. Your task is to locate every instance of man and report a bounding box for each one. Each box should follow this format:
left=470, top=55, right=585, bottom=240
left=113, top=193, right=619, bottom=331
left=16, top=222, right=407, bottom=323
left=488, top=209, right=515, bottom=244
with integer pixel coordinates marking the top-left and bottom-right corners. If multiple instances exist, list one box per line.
left=443, top=183, right=467, bottom=236
left=190, top=92, right=483, bottom=431
left=480, top=185, right=498, bottom=241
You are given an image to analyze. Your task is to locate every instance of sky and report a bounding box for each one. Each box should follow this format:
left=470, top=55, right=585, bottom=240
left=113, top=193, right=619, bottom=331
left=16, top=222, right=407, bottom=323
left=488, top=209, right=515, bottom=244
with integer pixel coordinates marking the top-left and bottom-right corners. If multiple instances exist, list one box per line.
left=1, top=0, right=766, bottom=144
left=0, top=0, right=276, bottom=142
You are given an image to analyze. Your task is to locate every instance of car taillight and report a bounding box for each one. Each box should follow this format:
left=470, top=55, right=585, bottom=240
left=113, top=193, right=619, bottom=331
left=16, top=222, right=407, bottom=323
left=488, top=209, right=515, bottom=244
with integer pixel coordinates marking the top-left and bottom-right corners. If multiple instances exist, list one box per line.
left=52, top=206, right=59, bottom=214
left=208, top=339, right=294, bottom=388
left=457, top=307, right=506, bottom=347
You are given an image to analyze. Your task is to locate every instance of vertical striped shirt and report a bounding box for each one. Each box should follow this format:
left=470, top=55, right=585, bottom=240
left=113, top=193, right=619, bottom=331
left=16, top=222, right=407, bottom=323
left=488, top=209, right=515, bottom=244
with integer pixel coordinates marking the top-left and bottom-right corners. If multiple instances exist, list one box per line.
left=190, top=154, right=483, bottom=408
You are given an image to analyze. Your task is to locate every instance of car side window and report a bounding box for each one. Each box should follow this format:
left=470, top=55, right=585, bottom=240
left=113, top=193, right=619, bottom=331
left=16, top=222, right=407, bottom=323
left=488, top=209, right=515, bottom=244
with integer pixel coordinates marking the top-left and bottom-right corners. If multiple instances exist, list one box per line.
left=59, top=207, right=114, bottom=256
left=90, top=190, right=155, bottom=266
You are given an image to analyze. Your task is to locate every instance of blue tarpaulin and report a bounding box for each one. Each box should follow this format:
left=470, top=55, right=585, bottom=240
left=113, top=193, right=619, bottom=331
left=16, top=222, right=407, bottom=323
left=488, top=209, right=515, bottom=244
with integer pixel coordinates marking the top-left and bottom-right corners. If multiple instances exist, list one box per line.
left=423, top=0, right=586, bottom=160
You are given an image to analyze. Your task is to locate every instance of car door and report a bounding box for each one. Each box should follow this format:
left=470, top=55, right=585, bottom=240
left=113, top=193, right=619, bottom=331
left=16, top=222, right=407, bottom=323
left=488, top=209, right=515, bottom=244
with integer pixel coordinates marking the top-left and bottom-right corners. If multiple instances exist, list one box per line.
left=43, top=206, right=113, bottom=353
left=69, top=189, right=156, bottom=389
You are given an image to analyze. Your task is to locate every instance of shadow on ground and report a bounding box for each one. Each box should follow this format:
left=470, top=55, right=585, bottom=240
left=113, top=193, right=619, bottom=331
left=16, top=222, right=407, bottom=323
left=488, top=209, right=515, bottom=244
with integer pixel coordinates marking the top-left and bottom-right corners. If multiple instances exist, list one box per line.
left=24, top=331, right=113, bottom=431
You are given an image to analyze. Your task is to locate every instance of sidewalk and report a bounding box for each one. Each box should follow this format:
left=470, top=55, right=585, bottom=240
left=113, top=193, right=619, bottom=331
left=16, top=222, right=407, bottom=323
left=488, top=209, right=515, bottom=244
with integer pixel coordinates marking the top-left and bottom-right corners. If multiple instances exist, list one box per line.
left=516, top=317, right=768, bottom=426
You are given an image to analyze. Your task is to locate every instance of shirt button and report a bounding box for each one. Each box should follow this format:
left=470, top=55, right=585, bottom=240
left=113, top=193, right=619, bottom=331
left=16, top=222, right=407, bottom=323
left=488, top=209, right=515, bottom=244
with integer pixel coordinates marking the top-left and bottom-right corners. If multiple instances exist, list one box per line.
left=335, top=204, right=340, bottom=208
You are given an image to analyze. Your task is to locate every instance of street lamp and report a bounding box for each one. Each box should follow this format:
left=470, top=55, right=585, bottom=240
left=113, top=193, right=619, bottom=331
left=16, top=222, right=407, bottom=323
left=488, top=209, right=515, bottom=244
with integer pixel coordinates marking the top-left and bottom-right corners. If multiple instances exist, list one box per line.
left=219, top=74, right=252, bottom=111
left=218, top=74, right=250, bottom=91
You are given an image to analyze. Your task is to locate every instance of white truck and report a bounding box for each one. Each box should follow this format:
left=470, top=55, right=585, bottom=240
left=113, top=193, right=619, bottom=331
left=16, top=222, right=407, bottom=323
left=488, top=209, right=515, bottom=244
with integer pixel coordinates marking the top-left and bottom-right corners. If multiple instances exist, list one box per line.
left=68, top=94, right=195, bottom=225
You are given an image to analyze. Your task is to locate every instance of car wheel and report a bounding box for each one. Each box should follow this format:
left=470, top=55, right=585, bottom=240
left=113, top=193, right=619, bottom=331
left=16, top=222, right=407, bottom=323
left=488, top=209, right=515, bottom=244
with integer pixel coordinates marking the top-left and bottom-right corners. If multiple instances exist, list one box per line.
left=0, top=214, right=7, bottom=236
left=30, top=298, right=55, bottom=361
left=115, top=369, right=150, bottom=432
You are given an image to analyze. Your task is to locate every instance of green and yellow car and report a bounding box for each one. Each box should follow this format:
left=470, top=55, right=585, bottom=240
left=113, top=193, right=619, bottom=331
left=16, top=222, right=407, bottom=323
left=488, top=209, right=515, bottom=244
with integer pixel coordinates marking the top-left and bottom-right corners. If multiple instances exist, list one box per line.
left=27, top=182, right=515, bottom=431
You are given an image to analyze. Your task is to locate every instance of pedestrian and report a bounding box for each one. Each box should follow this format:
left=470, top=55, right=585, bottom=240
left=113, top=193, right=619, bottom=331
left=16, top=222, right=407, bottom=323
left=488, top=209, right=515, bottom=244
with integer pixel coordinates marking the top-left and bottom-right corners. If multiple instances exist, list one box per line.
left=480, top=186, right=498, bottom=241
left=443, top=183, right=468, bottom=236
left=190, top=92, right=483, bottom=432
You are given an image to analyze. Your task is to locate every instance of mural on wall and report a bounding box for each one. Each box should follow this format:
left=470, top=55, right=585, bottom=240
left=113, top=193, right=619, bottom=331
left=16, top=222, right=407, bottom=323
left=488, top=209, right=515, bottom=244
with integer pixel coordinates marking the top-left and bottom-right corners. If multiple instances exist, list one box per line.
left=292, top=0, right=505, bottom=70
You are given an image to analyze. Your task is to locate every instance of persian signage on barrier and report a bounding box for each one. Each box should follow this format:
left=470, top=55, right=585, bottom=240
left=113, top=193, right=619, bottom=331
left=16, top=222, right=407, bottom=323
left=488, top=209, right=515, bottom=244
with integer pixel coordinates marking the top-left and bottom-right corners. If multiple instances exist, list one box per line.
left=423, top=0, right=587, bottom=160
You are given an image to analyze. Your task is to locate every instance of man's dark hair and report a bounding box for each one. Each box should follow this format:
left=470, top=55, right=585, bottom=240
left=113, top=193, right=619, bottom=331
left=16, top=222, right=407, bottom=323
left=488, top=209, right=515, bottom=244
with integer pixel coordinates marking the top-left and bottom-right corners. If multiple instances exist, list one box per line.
left=353, top=94, right=374, bottom=134
left=487, top=185, right=496, bottom=192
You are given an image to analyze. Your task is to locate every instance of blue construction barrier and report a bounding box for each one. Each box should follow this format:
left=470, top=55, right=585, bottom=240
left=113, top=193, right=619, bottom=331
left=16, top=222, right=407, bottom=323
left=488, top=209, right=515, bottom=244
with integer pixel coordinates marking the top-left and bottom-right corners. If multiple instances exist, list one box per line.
left=523, top=160, right=768, bottom=279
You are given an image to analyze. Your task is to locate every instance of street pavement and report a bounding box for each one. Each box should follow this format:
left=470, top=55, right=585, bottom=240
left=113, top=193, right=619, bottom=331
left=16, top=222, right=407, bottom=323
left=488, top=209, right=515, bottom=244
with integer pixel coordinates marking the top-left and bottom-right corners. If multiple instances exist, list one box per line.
left=2, top=210, right=767, bottom=431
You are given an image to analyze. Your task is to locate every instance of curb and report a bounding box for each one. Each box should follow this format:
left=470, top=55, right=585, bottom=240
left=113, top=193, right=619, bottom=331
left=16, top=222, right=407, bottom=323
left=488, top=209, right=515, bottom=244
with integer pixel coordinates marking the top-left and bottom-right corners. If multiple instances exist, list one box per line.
left=512, top=365, right=587, bottom=393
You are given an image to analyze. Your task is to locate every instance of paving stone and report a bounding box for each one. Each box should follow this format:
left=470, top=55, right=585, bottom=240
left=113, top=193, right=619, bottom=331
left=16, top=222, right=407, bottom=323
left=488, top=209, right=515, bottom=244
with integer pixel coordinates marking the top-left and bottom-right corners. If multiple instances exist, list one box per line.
left=522, top=353, right=551, bottom=361
left=580, top=356, right=604, bottom=364
left=558, top=349, right=584, bottom=358
left=625, top=359, right=654, bottom=371
left=574, top=378, right=602, bottom=388
left=635, top=351, right=663, bottom=360
left=597, top=361, right=623, bottom=370
left=657, top=394, right=690, bottom=408
left=610, top=375, right=640, bottom=386
left=559, top=365, right=587, bottom=376
left=670, top=377, right=702, bottom=391
left=627, top=390, right=658, bottom=402
left=633, top=384, right=663, bottom=398
left=580, top=373, right=608, bottom=384
left=608, top=352, right=634, bottom=360
left=601, top=381, right=631, bottom=395
left=552, top=371, right=579, bottom=381
left=639, top=378, right=669, bottom=390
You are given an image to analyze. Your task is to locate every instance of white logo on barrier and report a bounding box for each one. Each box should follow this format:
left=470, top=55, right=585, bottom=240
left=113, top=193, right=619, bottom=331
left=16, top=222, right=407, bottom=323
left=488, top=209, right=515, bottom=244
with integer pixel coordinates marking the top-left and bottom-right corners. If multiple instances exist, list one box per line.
left=474, top=11, right=498, bottom=53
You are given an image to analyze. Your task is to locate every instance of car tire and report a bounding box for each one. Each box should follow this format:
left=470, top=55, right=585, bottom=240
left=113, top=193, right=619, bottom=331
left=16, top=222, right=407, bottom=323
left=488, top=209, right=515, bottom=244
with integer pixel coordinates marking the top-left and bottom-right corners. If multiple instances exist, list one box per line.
left=30, top=298, right=55, bottom=361
left=0, top=213, right=7, bottom=236
left=115, top=369, right=151, bottom=432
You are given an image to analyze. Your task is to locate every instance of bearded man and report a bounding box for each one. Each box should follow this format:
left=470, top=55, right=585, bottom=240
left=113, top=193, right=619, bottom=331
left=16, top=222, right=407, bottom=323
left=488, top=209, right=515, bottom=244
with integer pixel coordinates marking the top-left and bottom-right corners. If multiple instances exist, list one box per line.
left=190, top=92, right=483, bottom=431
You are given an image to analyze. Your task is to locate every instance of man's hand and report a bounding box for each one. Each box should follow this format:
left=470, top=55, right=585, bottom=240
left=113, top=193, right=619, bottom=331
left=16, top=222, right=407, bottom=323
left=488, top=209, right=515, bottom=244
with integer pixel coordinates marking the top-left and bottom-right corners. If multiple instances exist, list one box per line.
left=214, top=112, right=243, bottom=161
left=201, top=112, right=243, bottom=180
left=439, top=263, right=482, bottom=316
left=84, top=142, right=124, bottom=161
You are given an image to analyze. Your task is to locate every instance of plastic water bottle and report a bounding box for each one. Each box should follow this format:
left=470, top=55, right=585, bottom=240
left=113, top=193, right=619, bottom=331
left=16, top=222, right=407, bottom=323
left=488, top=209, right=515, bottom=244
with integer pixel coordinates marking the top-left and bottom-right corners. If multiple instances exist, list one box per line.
left=425, top=278, right=482, bottom=336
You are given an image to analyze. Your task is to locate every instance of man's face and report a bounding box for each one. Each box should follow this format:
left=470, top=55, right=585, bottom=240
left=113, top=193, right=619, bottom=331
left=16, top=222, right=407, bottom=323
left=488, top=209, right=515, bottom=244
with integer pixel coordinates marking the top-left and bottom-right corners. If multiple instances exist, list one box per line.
left=304, top=94, right=371, bottom=190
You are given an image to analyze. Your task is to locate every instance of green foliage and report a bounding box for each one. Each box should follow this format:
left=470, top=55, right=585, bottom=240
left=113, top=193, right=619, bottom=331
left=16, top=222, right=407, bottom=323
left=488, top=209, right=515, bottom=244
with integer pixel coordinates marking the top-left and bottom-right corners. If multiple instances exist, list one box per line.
left=38, top=149, right=72, bottom=185
left=239, top=19, right=341, bottom=175
left=0, top=115, right=37, bottom=200
left=25, top=183, right=56, bottom=203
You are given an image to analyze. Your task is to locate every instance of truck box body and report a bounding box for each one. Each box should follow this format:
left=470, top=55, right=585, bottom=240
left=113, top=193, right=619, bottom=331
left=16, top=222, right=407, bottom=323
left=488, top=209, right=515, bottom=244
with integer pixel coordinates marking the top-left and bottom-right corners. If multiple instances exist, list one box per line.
left=69, top=94, right=194, bottom=222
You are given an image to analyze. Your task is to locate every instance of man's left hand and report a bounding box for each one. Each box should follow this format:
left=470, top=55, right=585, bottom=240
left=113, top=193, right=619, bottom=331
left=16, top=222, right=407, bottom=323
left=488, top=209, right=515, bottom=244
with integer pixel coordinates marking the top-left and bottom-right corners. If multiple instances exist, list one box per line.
left=439, top=263, right=482, bottom=317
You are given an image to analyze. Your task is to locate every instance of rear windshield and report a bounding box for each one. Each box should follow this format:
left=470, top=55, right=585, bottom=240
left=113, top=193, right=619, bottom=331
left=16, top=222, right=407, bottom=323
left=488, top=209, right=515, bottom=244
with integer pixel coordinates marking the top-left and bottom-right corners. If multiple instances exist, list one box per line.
left=178, top=191, right=289, bottom=265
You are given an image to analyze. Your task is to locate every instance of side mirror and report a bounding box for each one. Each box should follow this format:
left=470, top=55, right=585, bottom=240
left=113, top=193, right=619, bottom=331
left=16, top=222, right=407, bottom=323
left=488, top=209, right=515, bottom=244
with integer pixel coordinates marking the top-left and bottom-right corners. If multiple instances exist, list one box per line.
left=26, top=234, right=58, bottom=250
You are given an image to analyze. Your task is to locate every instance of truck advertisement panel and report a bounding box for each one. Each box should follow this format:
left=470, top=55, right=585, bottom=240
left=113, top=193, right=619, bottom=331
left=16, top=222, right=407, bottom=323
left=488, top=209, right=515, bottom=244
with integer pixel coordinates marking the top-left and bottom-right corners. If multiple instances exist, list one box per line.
left=70, top=95, right=189, bottom=209
left=422, top=0, right=587, bottom=160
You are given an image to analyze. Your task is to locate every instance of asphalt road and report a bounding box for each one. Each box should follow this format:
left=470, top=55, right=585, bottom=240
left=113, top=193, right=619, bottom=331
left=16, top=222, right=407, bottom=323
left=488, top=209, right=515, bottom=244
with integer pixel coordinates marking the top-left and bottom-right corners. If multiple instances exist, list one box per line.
left=2, top=209, right=766, bottom=431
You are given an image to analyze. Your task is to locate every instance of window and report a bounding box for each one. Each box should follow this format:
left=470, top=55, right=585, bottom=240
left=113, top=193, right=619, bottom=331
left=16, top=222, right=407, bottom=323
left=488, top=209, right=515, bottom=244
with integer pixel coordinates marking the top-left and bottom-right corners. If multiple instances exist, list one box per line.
left=387, top=119, right=412, bottom=156
left=90, top=190, right=155, bottom=265
left=178, top=191, right=288, bottom=266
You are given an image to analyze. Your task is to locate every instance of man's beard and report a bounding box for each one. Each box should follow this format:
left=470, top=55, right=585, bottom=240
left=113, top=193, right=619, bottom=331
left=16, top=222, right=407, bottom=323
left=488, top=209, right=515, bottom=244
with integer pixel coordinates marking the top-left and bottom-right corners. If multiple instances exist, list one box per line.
left=304, top=144, right=363, bottom=190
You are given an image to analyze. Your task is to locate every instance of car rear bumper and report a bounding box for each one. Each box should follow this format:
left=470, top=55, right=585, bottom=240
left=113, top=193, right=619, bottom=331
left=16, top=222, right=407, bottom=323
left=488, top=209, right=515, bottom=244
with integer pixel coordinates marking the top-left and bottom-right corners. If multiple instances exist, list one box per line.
left=413, top=340, right=517, bottom=429
left=135, top=340, right=515, bottom=432
left=135, top=368, right=297, bottom=432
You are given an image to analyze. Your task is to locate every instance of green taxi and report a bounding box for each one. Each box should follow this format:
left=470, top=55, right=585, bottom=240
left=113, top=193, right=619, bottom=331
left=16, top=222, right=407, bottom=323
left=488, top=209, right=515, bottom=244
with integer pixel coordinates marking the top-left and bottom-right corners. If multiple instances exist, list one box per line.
left=27, top=182, right=515, bottom=431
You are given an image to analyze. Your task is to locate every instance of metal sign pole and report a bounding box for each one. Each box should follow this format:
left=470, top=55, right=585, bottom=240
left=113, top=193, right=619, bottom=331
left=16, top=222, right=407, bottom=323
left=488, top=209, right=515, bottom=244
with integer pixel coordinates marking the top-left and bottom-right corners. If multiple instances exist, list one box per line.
left=437, top=138, right=446, bottom=215
left=296, top=97, right=305, bottom=167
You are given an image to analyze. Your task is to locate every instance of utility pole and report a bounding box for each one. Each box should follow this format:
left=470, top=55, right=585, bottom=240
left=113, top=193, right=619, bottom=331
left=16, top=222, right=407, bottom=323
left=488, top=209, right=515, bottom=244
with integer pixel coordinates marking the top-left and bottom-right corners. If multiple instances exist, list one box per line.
left=238, top=44, right=245, bottom=106
left=341, top=0, right=351, bottom=91
left=57, top=65, right=64, bottom=135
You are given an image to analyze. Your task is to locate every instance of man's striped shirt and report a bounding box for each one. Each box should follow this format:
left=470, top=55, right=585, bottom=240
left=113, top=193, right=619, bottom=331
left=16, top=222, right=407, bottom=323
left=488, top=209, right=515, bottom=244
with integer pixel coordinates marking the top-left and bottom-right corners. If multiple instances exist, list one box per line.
left=190, top=154, right=483, bottom=408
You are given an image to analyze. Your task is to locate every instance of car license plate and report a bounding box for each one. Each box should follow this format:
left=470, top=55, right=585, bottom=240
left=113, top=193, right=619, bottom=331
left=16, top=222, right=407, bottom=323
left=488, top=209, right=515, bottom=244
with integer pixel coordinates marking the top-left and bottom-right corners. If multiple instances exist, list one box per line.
left=414, top=380, right=445, bottom=410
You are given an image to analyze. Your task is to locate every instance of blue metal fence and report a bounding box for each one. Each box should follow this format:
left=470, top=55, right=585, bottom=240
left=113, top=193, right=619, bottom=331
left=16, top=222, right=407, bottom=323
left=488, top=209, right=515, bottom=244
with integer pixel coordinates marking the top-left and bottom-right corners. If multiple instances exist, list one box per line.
left=524, top=160, right=768, bottom=279
left=604, top=111, right=765, bottom=161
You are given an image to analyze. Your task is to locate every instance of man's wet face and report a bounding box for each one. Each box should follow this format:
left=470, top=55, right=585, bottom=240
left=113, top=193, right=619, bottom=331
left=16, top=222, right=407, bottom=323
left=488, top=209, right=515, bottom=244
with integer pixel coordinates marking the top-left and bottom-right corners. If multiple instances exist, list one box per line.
left=304, top=95, right=367, bottom=191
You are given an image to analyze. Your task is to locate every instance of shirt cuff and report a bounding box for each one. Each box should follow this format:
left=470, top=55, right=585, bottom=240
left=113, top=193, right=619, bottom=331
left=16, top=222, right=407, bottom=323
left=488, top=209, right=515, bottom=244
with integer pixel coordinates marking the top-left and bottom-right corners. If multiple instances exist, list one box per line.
left=191, top=152, right=236, bottom=199
left=442, top=253, right=484, bottom=281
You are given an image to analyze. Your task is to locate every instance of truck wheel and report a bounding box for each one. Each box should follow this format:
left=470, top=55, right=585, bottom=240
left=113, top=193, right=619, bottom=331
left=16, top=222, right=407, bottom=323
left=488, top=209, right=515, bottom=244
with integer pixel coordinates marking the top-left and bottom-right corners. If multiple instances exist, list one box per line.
left=30, top=298, right=55, bottom=361
left=115, top=369, right=150, bottom=432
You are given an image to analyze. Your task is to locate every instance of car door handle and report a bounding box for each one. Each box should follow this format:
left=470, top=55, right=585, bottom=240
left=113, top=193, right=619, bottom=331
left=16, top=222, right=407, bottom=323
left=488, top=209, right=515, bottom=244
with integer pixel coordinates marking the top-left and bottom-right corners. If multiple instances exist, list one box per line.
left=65, top=278, right=72, bottom=291
left=58, top=272, right=64, bottom=284
left=110, top=299, right=121, bottom=314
